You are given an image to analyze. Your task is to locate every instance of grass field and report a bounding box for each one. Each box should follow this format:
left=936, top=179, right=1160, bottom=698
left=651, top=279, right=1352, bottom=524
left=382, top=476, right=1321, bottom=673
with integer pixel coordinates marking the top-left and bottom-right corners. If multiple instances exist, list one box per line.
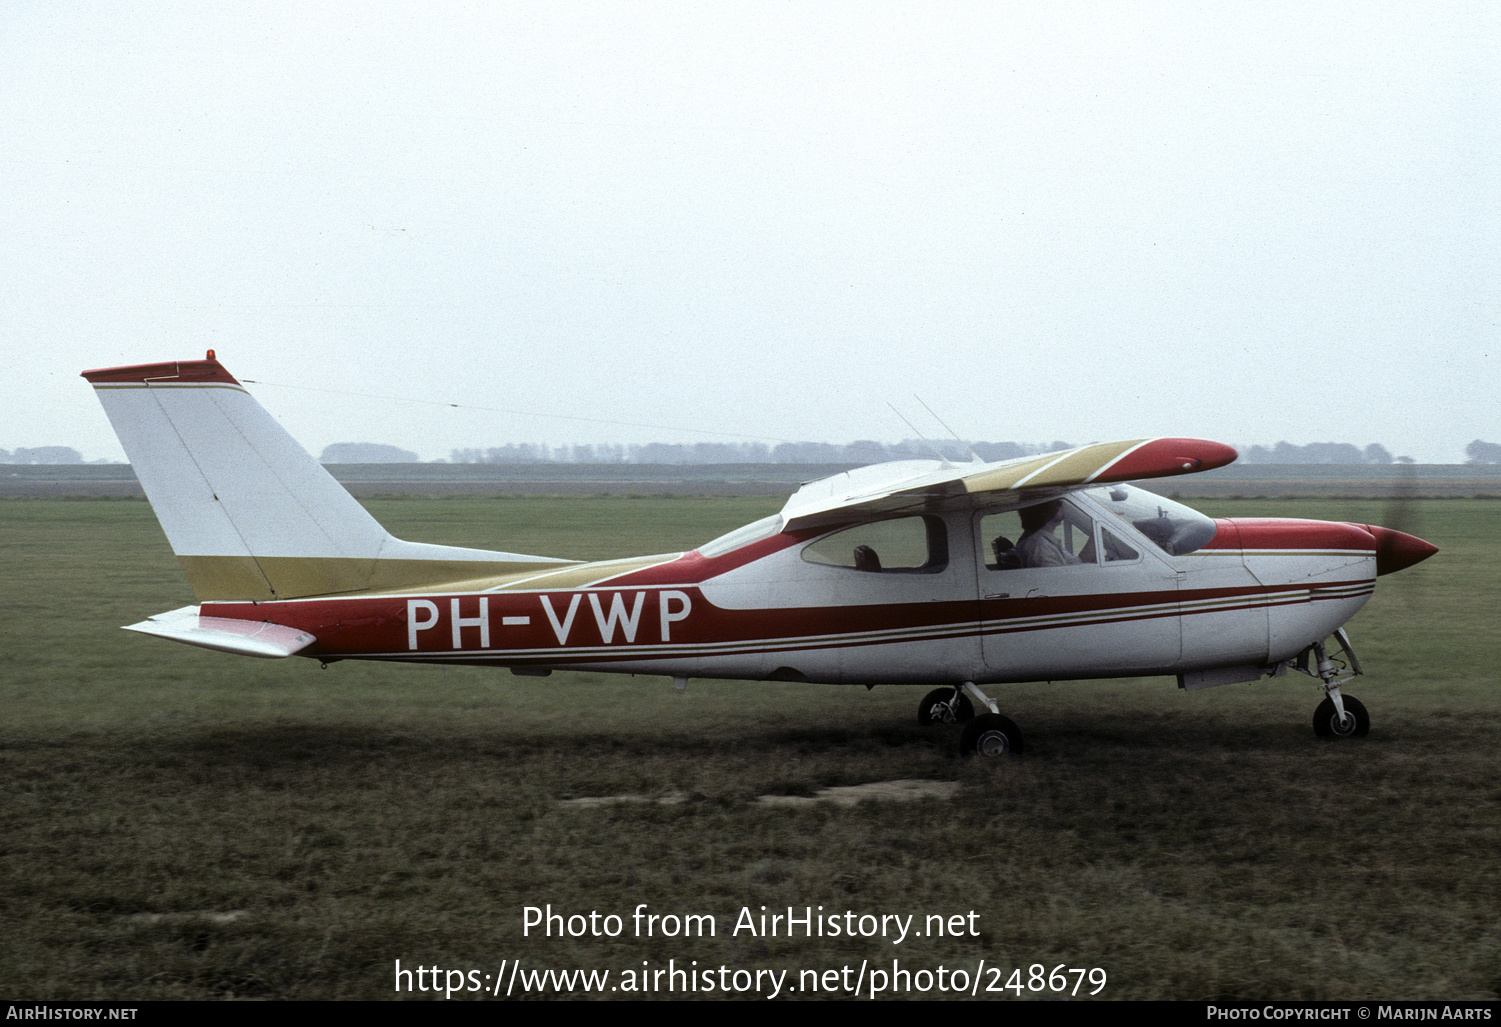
left=1, top=495, right=1497, bottom=1000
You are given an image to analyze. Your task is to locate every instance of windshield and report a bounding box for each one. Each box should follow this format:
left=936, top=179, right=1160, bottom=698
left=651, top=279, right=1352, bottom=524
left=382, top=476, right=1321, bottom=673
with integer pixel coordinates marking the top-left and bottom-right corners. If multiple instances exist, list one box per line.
left=698, top=514, right=784, bottom=557
left=1083, top=484, right=1217, bottom=555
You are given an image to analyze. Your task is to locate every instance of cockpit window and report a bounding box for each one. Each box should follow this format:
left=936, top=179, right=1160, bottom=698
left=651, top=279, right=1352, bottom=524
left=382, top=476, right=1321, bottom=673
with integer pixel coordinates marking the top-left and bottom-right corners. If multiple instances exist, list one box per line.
left=1084, top=484, right=1217, bottom=555
left=802, top=515, right=948, bottom=573
left=698, top=514, right=783, bottom=558
left=982, top=501, right=1097, bottom=570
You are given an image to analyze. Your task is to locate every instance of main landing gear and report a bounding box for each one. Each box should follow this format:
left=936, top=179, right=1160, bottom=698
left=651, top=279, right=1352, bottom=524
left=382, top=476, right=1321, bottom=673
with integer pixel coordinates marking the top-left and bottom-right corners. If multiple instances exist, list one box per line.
left=918, top=683, right=1024, bottom=756
left=917, top=686, right=974, bottom=725
left=1291, top=628, right=1370, bottom=739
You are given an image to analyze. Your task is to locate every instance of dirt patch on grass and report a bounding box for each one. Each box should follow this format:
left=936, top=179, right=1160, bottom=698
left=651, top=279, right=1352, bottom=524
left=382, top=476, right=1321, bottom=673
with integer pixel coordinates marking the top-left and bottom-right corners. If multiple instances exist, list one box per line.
left=757, top=779, right=959, bottom=807
left=559, top=792, right=688, bottom=807
left=127, top=910, right=250, bottom=925
left=556, top=780, right=960, bottom=807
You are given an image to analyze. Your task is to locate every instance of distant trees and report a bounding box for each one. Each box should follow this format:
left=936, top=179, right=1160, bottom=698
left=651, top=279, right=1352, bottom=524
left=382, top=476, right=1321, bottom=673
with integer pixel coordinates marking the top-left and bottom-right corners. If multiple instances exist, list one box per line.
left=0, top=447, right=83, bottom=464
left=1241, top=442, right=1399, bottom=465
left=320, top=443, right=419, bottom=463
left=451, top=441, right=783, bottom=464
left=2, top=437, right=1466, bottom=467
left=971, top=442, right=1031, bottom=461
left=450, top=444, right=561, bottom=464
left=313, top=437, right=1464, bottom=467
left=1467, top=440, right=1501, bottom=464
left=447, top=440, right=1077, bottom=465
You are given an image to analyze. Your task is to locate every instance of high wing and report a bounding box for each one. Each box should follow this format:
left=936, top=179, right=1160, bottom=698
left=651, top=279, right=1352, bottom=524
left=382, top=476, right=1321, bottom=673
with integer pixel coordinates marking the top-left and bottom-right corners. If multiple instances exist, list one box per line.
left=778, top=438, right=1238, bottom=531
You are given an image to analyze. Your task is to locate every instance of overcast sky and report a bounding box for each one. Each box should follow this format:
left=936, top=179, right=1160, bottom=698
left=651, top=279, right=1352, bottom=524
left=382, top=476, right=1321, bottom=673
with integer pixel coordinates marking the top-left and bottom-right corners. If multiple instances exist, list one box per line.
left=4, top=2, right=1496, bottom=463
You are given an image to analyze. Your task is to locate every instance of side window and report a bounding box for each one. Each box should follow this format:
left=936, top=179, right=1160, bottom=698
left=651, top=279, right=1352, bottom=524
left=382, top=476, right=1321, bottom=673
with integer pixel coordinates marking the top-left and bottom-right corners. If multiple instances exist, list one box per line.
left=981, top=502, right=1097, bottom=570
left=979, top=510, right=1025, bottom=570
left=802, top=515, right=948, bottom=573
left=1101, top=527, right=1139, bottom=563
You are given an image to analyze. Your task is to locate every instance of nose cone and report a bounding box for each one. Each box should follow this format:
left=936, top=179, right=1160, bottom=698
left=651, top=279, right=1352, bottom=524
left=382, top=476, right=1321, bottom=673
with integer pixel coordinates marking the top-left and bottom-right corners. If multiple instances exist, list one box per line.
left=1362, top=524, right=1439, bottom=576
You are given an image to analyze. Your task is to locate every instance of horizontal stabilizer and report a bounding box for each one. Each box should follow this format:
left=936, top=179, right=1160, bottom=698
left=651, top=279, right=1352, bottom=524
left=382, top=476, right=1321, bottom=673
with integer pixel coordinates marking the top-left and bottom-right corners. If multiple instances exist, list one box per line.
left=124, top=606, right=317, bottom=659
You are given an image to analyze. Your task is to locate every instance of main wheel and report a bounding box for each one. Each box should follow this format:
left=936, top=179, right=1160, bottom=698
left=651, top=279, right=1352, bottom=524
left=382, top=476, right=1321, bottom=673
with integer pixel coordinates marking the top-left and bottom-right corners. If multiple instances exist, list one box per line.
left=960, top=713, right=1024, bottom=757
left=918, top=688, right=974, bottom=725
left=1313, top=695, right=1370, bottom=739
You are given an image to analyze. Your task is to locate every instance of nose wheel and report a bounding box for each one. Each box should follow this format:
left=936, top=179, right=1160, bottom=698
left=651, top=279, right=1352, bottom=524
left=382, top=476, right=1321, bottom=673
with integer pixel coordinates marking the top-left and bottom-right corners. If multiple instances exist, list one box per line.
left=1314, top=694, right=1369, bottom=738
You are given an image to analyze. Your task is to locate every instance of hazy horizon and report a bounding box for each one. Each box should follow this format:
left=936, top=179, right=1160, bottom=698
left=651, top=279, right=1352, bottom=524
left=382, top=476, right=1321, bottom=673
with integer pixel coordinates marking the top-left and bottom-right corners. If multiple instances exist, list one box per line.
left=5, top=4, right=1496, bottom=464
left=5, top=435, right=1495, bottom=467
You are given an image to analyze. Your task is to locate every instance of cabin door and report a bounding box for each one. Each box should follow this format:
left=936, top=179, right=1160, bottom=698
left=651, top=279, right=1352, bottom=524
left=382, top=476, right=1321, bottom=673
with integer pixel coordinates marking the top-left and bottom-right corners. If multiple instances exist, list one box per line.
left=973, top=501, right=1181, bottom=679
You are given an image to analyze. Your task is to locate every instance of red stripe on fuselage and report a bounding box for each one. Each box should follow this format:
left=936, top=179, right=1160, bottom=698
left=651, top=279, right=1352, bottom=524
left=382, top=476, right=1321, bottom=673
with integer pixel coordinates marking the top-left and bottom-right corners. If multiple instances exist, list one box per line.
left=201, top=575, right=1370, bottom=663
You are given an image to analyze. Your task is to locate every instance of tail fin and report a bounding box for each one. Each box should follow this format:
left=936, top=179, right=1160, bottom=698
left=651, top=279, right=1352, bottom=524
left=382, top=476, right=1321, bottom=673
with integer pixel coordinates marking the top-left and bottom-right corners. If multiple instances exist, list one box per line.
left=83, top=355, right=574, bottom=601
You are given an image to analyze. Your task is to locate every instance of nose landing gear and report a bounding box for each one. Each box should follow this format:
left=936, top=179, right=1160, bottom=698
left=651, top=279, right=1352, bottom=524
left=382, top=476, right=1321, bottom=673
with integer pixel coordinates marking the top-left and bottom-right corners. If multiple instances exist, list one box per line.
left=1293, top=628, right=1370, bottom=739
left=1313, top=694, right=1370, bottom=738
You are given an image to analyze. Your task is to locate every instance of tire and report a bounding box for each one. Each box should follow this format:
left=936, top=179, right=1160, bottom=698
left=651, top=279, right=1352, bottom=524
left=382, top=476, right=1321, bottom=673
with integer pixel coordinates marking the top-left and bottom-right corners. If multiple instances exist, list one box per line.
left=961, top=713, right=1024, bottom=757
left=1313, top=695, right=1369, bottom=739
left=918, top=688, right=974, bottom=726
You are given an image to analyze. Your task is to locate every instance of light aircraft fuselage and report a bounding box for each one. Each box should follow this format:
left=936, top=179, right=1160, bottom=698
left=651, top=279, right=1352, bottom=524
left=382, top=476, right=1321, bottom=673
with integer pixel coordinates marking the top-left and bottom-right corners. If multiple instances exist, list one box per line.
left=83, top=355, right=1437, bottom=755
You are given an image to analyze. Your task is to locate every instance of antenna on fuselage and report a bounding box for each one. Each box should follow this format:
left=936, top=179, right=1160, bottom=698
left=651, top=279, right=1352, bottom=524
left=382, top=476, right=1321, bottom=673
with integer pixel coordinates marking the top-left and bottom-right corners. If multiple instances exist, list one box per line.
left=888, top=403, right=952, bottom=467
left=914, top=395, right=984, bottom=464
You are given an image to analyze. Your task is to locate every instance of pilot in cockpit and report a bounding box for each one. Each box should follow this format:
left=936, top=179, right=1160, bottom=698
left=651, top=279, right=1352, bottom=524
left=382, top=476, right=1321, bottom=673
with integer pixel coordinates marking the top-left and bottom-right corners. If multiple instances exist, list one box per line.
left=1012, top=500, right=1083, bottom=569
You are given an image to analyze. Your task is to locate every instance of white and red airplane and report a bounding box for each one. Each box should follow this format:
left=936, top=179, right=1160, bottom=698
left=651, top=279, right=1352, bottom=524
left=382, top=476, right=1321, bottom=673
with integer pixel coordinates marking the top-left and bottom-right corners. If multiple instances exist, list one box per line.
left=84, top=354, right=1437, bottom=757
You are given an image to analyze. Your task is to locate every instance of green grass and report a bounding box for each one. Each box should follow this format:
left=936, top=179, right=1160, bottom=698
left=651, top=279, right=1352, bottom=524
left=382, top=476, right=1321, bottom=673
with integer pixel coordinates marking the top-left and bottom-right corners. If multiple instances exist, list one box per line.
left=1, top=496, right=1497, bottom=1000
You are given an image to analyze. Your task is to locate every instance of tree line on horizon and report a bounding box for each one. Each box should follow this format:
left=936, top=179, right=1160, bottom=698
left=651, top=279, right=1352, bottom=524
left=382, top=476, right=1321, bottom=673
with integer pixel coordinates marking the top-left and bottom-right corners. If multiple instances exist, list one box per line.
left=426, top=439, right=1499, bottom=466
left=0, top=447, right=93, bottom=464
left=8, top=440, right=1501, bottom=466
left=444, top=439, right=1072, bottom=466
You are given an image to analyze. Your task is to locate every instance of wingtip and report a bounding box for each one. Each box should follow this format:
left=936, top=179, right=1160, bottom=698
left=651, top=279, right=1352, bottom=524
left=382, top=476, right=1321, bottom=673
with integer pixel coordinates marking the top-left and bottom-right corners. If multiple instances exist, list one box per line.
left=1095, top=438, right=1238, bottom=482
